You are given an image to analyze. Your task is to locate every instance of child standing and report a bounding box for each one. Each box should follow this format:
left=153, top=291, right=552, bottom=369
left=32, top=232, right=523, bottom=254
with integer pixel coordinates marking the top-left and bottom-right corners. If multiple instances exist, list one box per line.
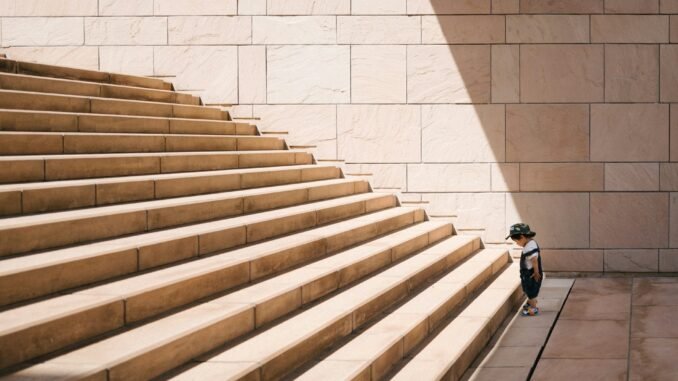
left=506, top=223, right=543, bottom=316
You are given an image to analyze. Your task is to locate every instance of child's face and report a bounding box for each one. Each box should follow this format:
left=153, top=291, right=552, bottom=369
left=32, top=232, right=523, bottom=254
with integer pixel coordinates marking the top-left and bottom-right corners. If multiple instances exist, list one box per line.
left=512, top=235, right=529, bottom=247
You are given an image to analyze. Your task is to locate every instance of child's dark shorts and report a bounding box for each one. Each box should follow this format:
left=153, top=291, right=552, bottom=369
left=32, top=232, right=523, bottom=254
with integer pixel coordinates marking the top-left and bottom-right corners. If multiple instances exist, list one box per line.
left=520, top=269, right=541, bottom=299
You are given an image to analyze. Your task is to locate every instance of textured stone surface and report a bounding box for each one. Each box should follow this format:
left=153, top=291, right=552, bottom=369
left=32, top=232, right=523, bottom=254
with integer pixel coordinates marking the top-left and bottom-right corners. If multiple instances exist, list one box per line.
left=520, top=0, right=603, bottom=13
left=0, top=0, right=97, bottom=16
left=591, top=104, right=669, bottom=162
left=352, top=0, right=406, bottom=14
left=507, top=15, right=589, bottom=43
left=254, top=105, right=337, bottom=159
left=672, top=194, right=678, bottom=248
left=238, top=0, right=266, bottom=15
left=344, top=164, right=406, bottom=189
left=662, top=0, right=678, bottom=12
left=267, top=0, right=350, bottom=14
left=422, top=104, right=505, bottom=162
left=337, top=16, right=420, bottom=44
left=408, top=45, right=490, bottom=103
left=491, top=164, right=519, bottom=192
left=3, top=47, right=99, bottom=70
left=520, top=163, right=604, bottom=192
left=338, top=105, right=420, bottom=163
left=605, top=250, right=659, bottom=272
left=630, top=338, right=678, bottom=381
left=532, top=359, right=628, bottom=381
left=422, top=193, right=505, bottom=242
left=521, top=45, right=604, bottom=102
left=543, top=319, right=629, bottom=358
left=673, top=105, right=678, bottom=162
left=593, top=15, right=668, bottom=42
left=493, top=0, right=519, bottom=13
left=253, top=16, right=336, bottom=44
left=351, top=45, right=406, bottom=103
left=605, top=0, right=660, bottom=13
left=606, top=163, right=659, bottom=191
left=168, top=16, right=251, bottom=44
left=541, top=250, right=604, bottom=272
left=267, top=45, right=350, bottom=104
left=99, top=46, right=153, bottom=76
left=408, top=164, right=491, bottom=192
left=661, top=45, right=678, bottom=102
left=154, top=0, right=237, bottom=15
left=660, top=250, right=678, bottom=271
left=422, top=16, right=505, bottom=43
left=491, top=45, right=519, bottom=103
left=506, top=193, right=589, bottom=248
left=605, top=44, right=659, bottom=102
left=406, top=0, right=490, bottom=14
left=506, top=104, right=589, bottom=162
left=591, top=193, right=669, bottom=249
left=85, top=17, right=167, bottom=45
left=3, top=17, right=84, bottom=46
left=238, top=46, right=266, bottom=104
left=99, top=0, right=153, bottom=15
left=661, top=164, right=678, bottom=190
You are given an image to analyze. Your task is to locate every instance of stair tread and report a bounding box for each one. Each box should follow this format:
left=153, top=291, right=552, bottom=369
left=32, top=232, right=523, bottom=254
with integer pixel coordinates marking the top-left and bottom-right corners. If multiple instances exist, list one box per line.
left=0, top=131, right=273, bottom=139
left=0, top=149, right=306, bottom=161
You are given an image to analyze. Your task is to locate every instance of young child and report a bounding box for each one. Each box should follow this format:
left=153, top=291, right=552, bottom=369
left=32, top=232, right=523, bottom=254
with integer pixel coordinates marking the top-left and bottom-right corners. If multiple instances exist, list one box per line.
left=506, top=223, right=543, bottom=316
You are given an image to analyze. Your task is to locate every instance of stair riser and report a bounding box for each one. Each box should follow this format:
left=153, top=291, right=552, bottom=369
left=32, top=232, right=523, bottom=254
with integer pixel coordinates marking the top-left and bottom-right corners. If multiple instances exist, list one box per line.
left=0, top=134, right=284, bottom=155
left=0, top=111, right=256, bottom=136
left=0, top=180, right=366, bottom=257
left=0, top=152, right=313, bottom=184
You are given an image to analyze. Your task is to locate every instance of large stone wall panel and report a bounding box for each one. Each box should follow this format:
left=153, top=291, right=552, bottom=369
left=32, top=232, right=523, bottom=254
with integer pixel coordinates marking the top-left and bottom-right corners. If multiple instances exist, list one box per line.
left=338, top=105, right=420, bottom=163
left=99, top=0, right=153, bottom=16
left=492, top=163, right=519, bottom=192
left=606, top=163, right=660, bottom=191
left=605, top=250, right=659, bottom=272
left=3, top=47, right=99, bottom=70
left=493, top=0, right=520, bottom=13
left=406, top=0, right=490, bottom=14
left=337, top=16, right=420, bottom=44
left=662, top=0, right=678, bottom=12
left=408, top=164, right=491, bottom=192
left=267, top=0, right=350, bottom=15
left=351, top=45, right=406, bottom=104
left=672, top=104, right=678, bottom=161
left=154, top=0, right=237, bottom=15
left=661, top=45, right=678, bottom=102
left=238, top=0, right=266, bottom=15
left=267, top=45, right=350, bottom=104
left=672, top=193, right=678, bottom=247
left=604, top=0, right=660, bottom=13
left=168, top=16, right=251, bottom=45
left=605, top=44, right=659, bottom=102
left=3, top=17, right=84, bottom=46
left=344, top=163, right=406, bottom=189
left=421, top=104, right=505, bottom=162
left=519, top=0, right=603, bottom=13
left=351, top=0, right=406, bottom=14
left=507, top=15, right=589, bottom=43
left=408, top=45, right=491, bottom=103
left=671, top=15, right=678, bottom=41
left=520, top=163, right=604, bottom=191
left=422, top=15, right=505, bottom=43
left=99, top=46, right=154, bottom=76
left=591, top=104, right=669, bottom=162
left=0, top=0, right=97, bottom=16
left=238, top=45, right=266, bottom=104
left=520, top=45, right=604, bottom=103
left=85, top=17, right=167, bottom=45
left=491, top=45, right=519, bottom=103
left=541, top=250, right=604, bottom=272
left=592, top=15, right=668, bottom=42
left=253, top=16, right=336, bottom=44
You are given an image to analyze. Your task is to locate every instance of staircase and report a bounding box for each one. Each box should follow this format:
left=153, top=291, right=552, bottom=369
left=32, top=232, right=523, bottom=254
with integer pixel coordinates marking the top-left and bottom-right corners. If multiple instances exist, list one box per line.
left=0, top=58, right=523, bottom=381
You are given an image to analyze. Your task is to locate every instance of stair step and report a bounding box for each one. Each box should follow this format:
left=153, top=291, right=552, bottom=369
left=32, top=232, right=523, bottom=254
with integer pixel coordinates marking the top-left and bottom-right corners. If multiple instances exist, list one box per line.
left=0, top=178, right=367, bottom=257
left=0, top=164, right=341, bottom=216
left=168, top=235, right=481, bottom=381
left=391, top=263, right=523, bottom=381
left=0, top=132, right=285, bottom=155
left=298, top=249, right=510, bottom=381
left=0, top=150, right=313, bottom=184
left=0, top=90, right=228, bottom=121
left=0, top=58, right=172, bottom=91
left=0, top=205, right=416, bottom=369
left=0, top=73, right=199, bottom=105
left=0, top=109, right=257, bottom=136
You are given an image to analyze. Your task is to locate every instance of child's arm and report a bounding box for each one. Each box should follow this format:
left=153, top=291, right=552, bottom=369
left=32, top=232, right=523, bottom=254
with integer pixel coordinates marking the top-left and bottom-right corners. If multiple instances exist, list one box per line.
left=531, top=256, right=541, bottom=281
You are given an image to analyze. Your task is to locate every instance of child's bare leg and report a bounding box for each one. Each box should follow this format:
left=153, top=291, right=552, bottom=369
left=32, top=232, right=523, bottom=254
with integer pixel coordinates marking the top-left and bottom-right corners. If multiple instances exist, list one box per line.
left=528, top=298, right=538, bottom=308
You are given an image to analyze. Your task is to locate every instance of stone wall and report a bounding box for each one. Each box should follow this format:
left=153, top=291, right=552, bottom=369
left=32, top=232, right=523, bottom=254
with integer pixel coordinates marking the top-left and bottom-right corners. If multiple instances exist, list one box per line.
left=2, top=0, right=677, bottom=272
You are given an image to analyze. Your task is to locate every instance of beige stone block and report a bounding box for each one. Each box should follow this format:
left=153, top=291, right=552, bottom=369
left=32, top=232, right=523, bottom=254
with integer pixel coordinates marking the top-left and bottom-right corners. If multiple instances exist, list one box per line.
left=672, top=15, right=678, bottom=41
left=521, top=45, right=603, bottom=102
left=3, top=17, right=84, bottom=46
left=408, top=164, right=491, bottom=192
left=345, top=164, right=406, bottom=189
left=492, top=45, right=519, bottom=103
left=422, top=193, right=505, bottom=242
left=406, top=0, right=490, bottom=14
left=660, top=249, right=678, bottom=271
left=541, top=250, right=604, bottom=272
left=99, top=46, right=153, bottom=76
left=338, top=16, right=420, bottom=44
left=422, top=16, right=504, bottom=43
left=253, top=16, right=336, bottom=44
left=267, top=45, right=350, bottom=104
left=154, top=46, right=238, bottom=105
left=168, top=16, right=251, bottom=45
left=267, top=0, right=350, bottom=14
left=0, top=0, right=97, bottom=16
left=592, top=15, right=668, bottom=42
left=506, top=193, right=590, bottom=248
left=408, top=45, right=490, bottom=103
left=99, top=0, right=153, bottom=15
left=605, top=250, right=659, bottom=272
left=155, top=0, right=237, bottom=15
left=662, top=0, right=678, bottom=12
left=23, top=185, right=95, bottom=214
left=97, top=180, right=154, bottom=205
left=591, top=193, right=669, bottom=249
left=591, top=104, right=669, bottom=162
left=661, top=164, right=678, bottom=190
left=605, top=0, right=659, bottom=13
left=85, top=17, right=167, bottom=45
left=520, top=0, right=603, bottom=13
left=254, top=105, right=336, bottom=159
left=238, top=0, right=266, bottom=15
left=606, top=163, right=660, bottom=191
left=422, top=104, right=504, bottom=162
left=672, top=194, right=678, bottom=247
left=338, top=105, right=420, bottom=163
left=491, top=163, right=519, bottom=192
left=351, top=45, right=406, bottom=104
left=605, top=44, right=659, bottom=102
left=4, top=47, right=99, bottom=71
left=352, top=0, right=406, bottom=14
left=506, top=104, right=589, bottom=162
left=661, top=45, right=678, bottom=102
left=493, top=0, right=519, bottom=13
left=0, top=191, right=21, bottom=216
left=507, top=15, right=589, bottom=43
left=238, top=46, right=266, bottom=104
left=520, top=163, right=604, bottom=192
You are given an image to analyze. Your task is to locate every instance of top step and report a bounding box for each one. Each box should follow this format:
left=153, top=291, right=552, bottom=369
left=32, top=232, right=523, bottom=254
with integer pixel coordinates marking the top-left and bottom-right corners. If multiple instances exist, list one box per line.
left=0, top=58, right=172, bottom=91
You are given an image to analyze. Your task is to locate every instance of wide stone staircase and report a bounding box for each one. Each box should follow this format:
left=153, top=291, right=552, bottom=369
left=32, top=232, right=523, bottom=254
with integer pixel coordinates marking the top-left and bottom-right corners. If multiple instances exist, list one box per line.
left=0, top=58, right=523, bottom=381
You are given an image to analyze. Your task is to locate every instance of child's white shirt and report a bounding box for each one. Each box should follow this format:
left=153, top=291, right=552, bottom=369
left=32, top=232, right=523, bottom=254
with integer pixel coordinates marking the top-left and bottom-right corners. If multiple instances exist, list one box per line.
left=522, top=240, right=539, bottom=270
